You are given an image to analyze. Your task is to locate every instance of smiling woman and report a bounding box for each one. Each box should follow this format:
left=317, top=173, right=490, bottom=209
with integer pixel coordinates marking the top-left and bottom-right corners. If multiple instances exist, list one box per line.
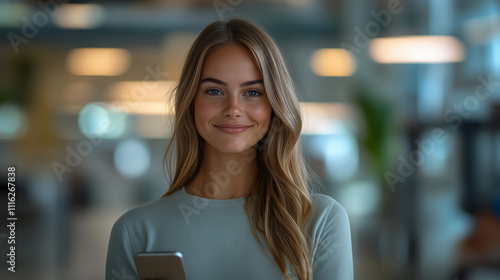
left=106, top=18, right=353, bottom=280
left=193, top=43, right=272, bottom=158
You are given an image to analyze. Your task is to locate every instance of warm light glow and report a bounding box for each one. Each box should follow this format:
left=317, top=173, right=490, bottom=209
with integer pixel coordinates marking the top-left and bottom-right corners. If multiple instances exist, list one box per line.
left=117, top=101, right=173, bottom=115
left=67, top=48, right=130, bottom=76
left=55, top=4, right=105, bottom=29
left=107, top=80, right=176, bottom=115
left=300, top=102, right=354, bottom=135
left=311, top=49, right=356, bottom=76
left=62, top=83, right=93, bottom=105
left=108, top=81, right=176, bottom=102
left=135, top=115, right=172, bottom=139
left=162, top=33, right=198, bottom=80
left=369, top=36, right=465, bottom=63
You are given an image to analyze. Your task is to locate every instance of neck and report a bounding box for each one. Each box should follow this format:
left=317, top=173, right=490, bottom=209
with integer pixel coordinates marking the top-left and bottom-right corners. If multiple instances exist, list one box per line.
left=186, top=145, right=258, bottom=199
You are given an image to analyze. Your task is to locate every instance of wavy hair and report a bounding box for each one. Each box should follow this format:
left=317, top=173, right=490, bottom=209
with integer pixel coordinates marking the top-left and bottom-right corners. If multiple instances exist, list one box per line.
left=162, top=18, right=314, bottom=280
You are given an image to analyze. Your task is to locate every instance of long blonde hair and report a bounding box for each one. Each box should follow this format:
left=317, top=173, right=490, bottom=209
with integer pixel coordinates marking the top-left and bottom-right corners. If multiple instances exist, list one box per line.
left=162, top=18, right=314, bottom=280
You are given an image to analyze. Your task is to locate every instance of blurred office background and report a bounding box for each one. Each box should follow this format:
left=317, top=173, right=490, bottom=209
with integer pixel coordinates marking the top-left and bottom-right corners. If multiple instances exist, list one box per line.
left=1, top=0, right=500, bottom=279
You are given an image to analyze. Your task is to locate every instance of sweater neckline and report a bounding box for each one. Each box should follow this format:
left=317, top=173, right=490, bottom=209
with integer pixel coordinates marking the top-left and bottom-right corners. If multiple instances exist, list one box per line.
left=173, top=185, right=247, bottom=207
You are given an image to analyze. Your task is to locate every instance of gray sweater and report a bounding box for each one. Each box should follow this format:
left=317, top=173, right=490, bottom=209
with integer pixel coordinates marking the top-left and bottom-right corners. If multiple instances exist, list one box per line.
left=106, top=186, right=353, bottom=280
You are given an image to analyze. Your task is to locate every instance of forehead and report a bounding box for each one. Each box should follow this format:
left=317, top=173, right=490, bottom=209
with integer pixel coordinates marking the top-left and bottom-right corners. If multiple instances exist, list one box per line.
left=200, top=44, right=262, bottom=81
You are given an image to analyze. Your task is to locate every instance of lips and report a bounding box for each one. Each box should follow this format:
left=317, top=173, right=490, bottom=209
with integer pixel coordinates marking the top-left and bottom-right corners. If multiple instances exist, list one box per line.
left=214, top=124, right=251, bottom=134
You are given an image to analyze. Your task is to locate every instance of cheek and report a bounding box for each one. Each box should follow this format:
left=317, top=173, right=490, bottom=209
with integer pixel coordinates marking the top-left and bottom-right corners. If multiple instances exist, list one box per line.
left=194, top=97, right=218, bottom=126
left=250, top=103, right=272, bottom=124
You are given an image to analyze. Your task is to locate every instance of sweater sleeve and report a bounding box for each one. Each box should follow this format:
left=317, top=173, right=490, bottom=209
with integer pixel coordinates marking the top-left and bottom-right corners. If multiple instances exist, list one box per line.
left=312, top=200, right=354, bottom=280
left=105, top=215, right=139, bottom=280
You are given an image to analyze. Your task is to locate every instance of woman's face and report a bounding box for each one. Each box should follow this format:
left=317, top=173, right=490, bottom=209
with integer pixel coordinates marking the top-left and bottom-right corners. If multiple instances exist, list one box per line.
left=194, top=43, right=272, bottom=155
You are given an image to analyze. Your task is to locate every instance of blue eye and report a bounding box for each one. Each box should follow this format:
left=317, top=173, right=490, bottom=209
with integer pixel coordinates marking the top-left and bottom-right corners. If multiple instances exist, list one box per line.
left=246, top=90, right=261, bottom=97
left=206, top=89, right=222, bottom=95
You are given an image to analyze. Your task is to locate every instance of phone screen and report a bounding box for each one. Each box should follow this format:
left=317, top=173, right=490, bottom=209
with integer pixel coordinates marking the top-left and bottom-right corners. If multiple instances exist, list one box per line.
left=134, top=252, right=187, bottom=280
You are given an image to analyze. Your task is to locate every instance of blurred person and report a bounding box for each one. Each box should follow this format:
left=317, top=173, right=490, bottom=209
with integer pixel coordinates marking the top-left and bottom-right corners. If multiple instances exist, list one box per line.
left=106, top=18, right=353, bottom=280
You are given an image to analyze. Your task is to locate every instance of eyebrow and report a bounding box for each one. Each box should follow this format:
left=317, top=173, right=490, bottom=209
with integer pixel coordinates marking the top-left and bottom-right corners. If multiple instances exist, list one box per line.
left=199, top=77, right=263, bottom=87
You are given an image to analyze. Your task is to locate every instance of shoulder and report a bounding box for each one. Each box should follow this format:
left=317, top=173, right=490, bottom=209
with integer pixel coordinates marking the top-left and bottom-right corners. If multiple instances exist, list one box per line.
left=308, top=193, right=354, bottom=279
left=310, top=193, right=348, bottom=218
left=307, top=193, right=350, bottom=231
left=108, top=194, right=187, bottom=253
left=112, top=194, right=181, bottom=231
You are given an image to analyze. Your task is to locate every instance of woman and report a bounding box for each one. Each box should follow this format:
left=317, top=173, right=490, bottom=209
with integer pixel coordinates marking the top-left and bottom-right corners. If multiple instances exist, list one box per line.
left=106, top=18, right=353, bottom=280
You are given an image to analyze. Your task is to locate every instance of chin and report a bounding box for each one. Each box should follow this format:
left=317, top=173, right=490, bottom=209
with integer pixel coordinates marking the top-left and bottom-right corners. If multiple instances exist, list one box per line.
left=213, top=142, right=257, bottom=154
left=219, top=146, right=252, bottom=154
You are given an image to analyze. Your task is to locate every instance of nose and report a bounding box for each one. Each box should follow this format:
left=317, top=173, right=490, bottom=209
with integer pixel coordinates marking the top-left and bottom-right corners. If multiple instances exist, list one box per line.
left=222, top=94, right=242, bottom=118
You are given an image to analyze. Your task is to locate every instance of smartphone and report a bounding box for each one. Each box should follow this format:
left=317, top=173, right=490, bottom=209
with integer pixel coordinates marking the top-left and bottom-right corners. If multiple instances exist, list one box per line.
left=134, top=252, right=187, bottom=280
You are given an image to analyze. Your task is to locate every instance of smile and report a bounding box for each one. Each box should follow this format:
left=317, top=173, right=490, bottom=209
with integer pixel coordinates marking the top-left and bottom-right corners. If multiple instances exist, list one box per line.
left=214, top=124, right=251, bottom=134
